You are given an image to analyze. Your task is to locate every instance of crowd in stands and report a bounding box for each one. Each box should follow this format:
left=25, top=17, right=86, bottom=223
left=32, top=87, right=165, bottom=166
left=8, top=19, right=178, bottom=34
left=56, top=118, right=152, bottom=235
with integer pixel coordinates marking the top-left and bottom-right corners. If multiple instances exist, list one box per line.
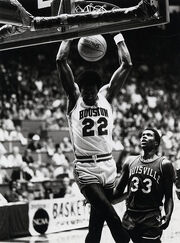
left=0, top=11, right=180, bottom=202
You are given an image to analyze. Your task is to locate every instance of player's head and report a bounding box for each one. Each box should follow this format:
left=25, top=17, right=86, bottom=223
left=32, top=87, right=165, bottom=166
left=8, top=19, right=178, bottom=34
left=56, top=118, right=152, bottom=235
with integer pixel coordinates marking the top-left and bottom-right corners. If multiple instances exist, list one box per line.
left=77, top=70, right=102, bottom=90
left=76, top=70, right=102, bottom=106
left=140, top=127, right=161, bottom=151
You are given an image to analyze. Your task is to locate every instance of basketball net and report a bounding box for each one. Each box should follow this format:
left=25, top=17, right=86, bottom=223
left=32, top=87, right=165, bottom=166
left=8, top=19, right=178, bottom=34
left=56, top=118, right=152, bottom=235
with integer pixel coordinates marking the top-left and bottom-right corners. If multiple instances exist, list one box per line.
left=75, top=2, right=110, bottom=13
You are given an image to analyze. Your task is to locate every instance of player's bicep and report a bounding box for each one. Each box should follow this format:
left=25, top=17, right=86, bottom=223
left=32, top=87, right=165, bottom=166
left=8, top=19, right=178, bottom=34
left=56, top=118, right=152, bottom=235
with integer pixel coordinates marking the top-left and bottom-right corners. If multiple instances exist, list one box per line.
left=67, top=84, right=80, bottom=113
left=106, top=65, right=131, bottom=104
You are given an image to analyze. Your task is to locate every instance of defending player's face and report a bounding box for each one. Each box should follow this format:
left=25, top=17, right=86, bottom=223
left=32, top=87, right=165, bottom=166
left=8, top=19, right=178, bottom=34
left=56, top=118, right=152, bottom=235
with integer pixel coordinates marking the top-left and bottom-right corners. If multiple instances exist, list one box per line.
left=80, top=83, right=99, bottom=106
left=140, top=130, right=156, bottom=150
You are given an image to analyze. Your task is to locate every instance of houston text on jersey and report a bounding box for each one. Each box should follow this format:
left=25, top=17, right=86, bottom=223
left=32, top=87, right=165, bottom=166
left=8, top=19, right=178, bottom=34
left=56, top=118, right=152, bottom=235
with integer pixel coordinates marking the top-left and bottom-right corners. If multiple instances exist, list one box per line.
left=79, top=107, right=108, bottom=120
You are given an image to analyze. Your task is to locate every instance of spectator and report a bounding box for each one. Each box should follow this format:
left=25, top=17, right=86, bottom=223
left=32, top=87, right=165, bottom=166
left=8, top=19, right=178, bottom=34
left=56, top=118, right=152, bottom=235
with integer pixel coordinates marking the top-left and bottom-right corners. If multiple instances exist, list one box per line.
left=0, top=169, right=10, bottom=184
left=9, top=125, right=27, bottom=145
left=42, top=181, right=53, bottom=199
left=0, top=146, right=11, bottom=183
left=161, top=131, right=174, bottom=156
left=42, top=136, right=55, bottom=156
left=52, top=144, right=69, bottom=175
left=2, top=113, right=15, bottom=131
left=54, top=176, right=73, bottom=198
left=46, top=116, right=61, bottom=130
left=7, top=146, right=33, bottom=180
left=52, top=106, right=64, bottom=121
left=0, top=122, right=10, bottom=141
left=27, top=134, right=42, bottom=152
left=30, top=167, right=47, bottom=182
left=22, top=148, right=38, bottom=177
left=31, top=163, right=54, bottom=182
left=60, top=136, right=73, bottom=153
left=0, top=142, right=7, bottom=157
left=22, top=149, right=34, bottom=166
left=25, top=182, right=36, bottom=201
left=33, top=183, right=45, bottom=200
left=0, top=146, right=10, bottom=169
left=8, top=146, right=25, bottom=168
left=4, top=181, right=23, bottom=202
left=146, top=89, right=158, bottom=109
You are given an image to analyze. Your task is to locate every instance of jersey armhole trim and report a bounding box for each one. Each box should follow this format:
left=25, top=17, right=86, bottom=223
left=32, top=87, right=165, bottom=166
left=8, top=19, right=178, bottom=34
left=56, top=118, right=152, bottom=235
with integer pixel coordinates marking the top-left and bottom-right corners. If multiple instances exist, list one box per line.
left=128, top=155, right=140, bottom=167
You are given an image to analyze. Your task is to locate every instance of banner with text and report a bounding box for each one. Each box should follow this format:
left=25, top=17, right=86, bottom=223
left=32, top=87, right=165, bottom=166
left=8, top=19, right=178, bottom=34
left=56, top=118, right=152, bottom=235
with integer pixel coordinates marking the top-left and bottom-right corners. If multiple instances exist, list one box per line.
left=28, top=197, right=90, bottom=235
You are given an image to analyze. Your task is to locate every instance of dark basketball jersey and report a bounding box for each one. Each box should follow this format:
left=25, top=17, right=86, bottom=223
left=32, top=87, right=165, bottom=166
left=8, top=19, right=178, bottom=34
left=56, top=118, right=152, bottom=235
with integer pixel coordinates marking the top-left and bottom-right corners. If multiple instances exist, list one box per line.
left=126, top=155, right=165, bottom=212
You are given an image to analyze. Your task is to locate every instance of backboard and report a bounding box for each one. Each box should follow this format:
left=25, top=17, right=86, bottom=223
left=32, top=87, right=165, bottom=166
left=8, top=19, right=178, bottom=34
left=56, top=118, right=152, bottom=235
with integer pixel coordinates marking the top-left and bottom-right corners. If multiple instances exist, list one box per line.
left=0, top=0, right=170, bottom=51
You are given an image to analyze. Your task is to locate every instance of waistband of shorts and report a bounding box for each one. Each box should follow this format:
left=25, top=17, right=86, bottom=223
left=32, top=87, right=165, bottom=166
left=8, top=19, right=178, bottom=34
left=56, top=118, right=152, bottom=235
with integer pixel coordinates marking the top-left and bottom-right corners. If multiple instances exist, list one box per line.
left=75, top=153, right=112, bottom=163
left=127, top=208, right=161, bottom=213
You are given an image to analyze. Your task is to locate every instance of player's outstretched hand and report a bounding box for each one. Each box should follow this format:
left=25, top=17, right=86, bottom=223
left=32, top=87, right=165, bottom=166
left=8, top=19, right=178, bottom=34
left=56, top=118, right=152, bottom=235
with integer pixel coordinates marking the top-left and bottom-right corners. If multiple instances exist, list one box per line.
left=10, top=0, right=33, bottom=27
left=137, top=0, right=158, bottom=20
left=0, top=24, right=27, bottom=39
left=159, top=215, right=171, bottom=230
left=111, top=189, right=127, bottom=205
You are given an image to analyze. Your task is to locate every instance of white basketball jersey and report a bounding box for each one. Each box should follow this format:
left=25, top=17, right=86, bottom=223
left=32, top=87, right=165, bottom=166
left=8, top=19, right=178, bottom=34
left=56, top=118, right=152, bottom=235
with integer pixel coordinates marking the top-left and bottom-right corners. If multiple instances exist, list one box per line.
left=67, top=93, right=113, bottom=156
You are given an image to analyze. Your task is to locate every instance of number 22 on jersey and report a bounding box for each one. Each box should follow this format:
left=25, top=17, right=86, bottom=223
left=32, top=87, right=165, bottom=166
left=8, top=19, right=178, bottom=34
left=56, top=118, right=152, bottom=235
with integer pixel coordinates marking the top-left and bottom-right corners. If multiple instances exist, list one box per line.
left=82, top=117, right=108, bottom=137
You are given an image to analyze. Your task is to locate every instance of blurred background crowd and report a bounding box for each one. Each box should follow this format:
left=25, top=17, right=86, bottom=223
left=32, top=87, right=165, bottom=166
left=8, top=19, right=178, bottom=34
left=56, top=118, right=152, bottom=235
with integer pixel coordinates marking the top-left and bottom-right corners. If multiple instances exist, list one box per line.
left=0, top=7, right=180, bottom=204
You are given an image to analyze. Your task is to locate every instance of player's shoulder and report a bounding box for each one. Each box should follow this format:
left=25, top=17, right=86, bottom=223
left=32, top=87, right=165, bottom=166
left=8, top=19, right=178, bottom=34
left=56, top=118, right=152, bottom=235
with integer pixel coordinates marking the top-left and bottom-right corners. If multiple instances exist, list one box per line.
left=124, top=155, right=140, bottom=166
left=99, top=84, right=109, bottom=97
left=160, top=156, right=175, bottom=178
left=161, top=156, right=172, bottom=166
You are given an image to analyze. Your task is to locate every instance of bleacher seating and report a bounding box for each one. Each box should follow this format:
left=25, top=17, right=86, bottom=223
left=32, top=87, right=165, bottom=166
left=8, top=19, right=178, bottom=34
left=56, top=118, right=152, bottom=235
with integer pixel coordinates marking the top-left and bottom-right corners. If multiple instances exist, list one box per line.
left=2, top=141, right=26, bottom=154
left=46, top=129, right=70, bottom=143
left=21, top=120, right=44, bottom=137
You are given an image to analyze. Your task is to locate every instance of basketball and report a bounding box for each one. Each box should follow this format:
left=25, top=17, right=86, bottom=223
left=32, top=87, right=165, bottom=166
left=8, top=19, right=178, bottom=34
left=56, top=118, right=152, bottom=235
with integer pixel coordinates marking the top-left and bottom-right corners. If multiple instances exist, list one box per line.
left=77, top=35, right=107, bottom=62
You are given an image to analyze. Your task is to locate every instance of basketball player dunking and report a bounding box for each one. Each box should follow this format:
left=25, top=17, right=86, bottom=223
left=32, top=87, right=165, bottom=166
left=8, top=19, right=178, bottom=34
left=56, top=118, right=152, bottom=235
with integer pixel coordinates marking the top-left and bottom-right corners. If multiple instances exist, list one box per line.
left=113, top=128, right=175, bottom=243
left=56, top=33, right=132, bottom=243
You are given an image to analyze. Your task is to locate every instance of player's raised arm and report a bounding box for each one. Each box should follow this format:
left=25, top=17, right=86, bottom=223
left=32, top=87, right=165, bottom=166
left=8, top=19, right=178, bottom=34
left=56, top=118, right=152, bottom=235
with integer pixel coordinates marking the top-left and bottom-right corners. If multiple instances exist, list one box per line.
left=56, top=40, right=79, bottom=113
left=105, top=33, right=132, bottom=104
left=0, top=0, right=33, bottom=27
left=112, top=158, right=130, bottom=204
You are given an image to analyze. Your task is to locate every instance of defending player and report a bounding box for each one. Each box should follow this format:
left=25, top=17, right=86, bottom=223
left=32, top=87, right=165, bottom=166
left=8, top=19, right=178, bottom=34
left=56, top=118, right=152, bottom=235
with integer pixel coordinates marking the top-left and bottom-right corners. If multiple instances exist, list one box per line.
left=113, top=128, right=175, bottom=243
left=56, top=32, right=132, bottom=243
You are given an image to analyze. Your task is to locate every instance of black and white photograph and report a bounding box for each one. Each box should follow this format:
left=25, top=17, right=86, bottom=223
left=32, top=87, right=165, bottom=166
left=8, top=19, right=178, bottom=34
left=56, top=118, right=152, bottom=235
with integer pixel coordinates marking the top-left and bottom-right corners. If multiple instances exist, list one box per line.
left=0, top=1, right=180, bottom=243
